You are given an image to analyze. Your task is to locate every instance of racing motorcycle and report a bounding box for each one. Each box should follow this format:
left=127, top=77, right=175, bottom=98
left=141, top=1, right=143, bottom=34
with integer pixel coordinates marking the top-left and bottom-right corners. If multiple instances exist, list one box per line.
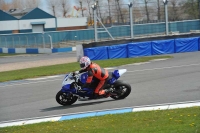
left=56, top=69, right=131, bottom=106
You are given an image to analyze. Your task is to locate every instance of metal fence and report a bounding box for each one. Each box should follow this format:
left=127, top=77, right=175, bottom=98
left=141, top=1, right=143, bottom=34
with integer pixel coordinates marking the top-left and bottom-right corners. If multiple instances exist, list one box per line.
left=91, top=0, right=200, bottom=41
left=0, top=33, right=53, bottom=48
left=0, top=0, right=200, bottom=48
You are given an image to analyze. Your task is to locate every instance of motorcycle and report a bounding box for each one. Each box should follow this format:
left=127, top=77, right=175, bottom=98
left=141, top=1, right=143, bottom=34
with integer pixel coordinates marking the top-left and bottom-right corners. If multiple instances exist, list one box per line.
left=56, top=69, right=131, bottom=106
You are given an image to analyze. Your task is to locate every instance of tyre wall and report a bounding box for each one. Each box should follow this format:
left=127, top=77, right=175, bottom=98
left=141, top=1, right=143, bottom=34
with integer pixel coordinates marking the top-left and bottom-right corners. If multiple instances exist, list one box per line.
left=83, top=37, right=200, bottom=60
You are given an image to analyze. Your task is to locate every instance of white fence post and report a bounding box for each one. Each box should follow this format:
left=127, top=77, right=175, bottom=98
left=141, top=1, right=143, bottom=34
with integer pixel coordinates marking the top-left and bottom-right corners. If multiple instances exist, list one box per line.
left=48, top=35, right=53, bottom=49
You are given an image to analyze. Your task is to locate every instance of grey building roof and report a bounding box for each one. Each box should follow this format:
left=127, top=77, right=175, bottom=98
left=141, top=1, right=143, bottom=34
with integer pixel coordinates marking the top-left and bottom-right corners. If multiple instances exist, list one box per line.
left=6, top=8, right=34, bottom=19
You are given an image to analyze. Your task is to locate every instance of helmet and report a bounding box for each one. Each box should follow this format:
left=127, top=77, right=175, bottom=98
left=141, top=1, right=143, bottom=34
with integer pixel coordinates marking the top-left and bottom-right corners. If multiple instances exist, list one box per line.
left=79, top=56, right=91, bottom=70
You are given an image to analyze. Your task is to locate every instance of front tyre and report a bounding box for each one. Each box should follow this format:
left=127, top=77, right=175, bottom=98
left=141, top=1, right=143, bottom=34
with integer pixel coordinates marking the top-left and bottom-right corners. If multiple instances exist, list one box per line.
left=56, top=91, right=78, bottom=106
left=110, top=81, right=131, bottom=100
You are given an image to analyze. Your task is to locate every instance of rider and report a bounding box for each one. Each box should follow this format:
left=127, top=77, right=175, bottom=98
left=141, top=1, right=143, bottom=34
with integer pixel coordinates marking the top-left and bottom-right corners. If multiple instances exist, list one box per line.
left=76, top=56, right=110, bottom=99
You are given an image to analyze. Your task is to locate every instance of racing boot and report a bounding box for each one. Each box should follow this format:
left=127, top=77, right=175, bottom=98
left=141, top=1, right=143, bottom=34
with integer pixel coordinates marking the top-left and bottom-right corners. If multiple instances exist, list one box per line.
left=99, top=89, right=111, bottom=98
left=88, top=93, right=99, bottom=100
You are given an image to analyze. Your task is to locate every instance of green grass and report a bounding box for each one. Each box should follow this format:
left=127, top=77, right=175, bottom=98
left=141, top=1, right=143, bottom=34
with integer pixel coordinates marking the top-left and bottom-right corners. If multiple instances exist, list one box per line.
left=0, top=53, right=24, bottom=57
left=0, top=56, right=172, bottom=82
left=0, top=107, right=199, bottom=133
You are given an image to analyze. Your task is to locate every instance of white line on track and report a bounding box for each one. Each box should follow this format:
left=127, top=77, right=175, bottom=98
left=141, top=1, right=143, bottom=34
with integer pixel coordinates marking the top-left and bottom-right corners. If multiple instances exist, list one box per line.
left=26, top=75, right=61, bottom=80
left=0, top=78, right=61, bottom=88
left=127, top=63, right=200, bottom=73
left=1, top=63, right=200, bottom=88
left=150, top=58, right=169, bottom=61
left=0, top=100, right=199, bottom=127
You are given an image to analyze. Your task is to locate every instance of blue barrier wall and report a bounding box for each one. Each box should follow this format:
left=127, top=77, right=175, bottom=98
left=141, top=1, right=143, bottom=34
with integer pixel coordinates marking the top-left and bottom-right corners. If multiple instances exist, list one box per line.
left=108, top=44, right=128, bottom=59
left=84, top=37, right=200, bottom=60
left=128, top=42, right=152, bottom=58
left=175, top=37, right=199, bottom=53
left=84, top=46, right=109, bottom=60
left=152, top=39, right=175, bottom=55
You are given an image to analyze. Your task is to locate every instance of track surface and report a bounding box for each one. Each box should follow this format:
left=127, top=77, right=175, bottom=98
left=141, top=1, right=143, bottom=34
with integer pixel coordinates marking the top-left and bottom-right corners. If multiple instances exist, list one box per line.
left=0, top=52, right=200, bottom=122
left=0, top=52, right=76, bottom=64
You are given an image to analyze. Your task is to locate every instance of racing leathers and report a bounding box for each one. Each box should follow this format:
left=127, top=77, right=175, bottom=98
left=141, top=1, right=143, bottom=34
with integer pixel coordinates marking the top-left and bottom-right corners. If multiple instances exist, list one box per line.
left=79, top=62, right=109, bottom=97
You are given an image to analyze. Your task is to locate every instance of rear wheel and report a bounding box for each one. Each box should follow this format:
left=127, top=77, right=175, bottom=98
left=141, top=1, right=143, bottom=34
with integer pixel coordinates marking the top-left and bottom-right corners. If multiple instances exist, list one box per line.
left=110, top=81, right=131, bottom=100
left=56, top=91, right=78, bottom=106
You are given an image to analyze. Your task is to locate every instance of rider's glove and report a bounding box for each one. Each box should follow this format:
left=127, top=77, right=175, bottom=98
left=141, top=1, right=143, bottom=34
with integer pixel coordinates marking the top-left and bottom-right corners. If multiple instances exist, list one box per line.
left=77, top=86, right=82, bottom=91
left=72, top=71, right=79, bottom=76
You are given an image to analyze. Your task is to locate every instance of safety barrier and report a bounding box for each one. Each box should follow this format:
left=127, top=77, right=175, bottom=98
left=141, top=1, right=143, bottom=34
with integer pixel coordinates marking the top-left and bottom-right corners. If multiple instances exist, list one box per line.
left=1, top=20, right=200, bottom=48
left=84, top=37, right=200, bottom=60
left=0, top=47, right=76, bottom=54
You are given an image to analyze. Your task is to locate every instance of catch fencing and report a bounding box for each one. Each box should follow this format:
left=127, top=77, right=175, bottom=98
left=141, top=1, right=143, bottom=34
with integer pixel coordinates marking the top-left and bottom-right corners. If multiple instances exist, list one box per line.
left=0, top=0, right=200, bottom=48
left=0, top=33, right=52, bottom=48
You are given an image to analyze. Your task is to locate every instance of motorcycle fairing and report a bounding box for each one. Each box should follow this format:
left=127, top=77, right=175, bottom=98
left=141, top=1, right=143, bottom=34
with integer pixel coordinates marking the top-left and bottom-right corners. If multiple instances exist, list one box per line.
left=61, top=84, right=76, bottom=93
left=108, top=69, right=127, bottom=84
left=79, top=72, right=88, bottom=84
left=76, top=88, right=93, bottom=97
left=61, top=84, right=93, bottom=98
left=62, top=74, right=74, bottom=86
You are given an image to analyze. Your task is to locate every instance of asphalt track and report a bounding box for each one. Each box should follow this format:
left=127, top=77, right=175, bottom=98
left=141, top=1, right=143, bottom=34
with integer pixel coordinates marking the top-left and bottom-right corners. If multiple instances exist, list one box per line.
left=0, top=52, right=76, bottom=64
left=0, top=52, right=200, bottom=122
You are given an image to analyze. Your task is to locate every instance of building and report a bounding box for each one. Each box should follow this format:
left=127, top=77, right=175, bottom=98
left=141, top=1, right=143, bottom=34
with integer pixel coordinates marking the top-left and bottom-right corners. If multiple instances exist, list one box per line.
left=0, top=8, right=87, bottom=34
left=0, top=9, right=18, bottom=34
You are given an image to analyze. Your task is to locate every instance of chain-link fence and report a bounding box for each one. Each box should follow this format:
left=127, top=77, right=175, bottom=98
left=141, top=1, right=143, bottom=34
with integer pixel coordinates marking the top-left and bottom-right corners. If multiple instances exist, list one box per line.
left=0, top=33, right=53, bottom=48
left=91, top=0, right=200, bottom=41
left=0, top=0, right=200, bottom=48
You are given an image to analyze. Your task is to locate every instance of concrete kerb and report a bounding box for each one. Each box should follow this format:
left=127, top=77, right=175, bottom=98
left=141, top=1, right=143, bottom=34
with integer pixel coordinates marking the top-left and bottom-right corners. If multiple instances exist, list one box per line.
left=0, top=100, right=200, bottom=128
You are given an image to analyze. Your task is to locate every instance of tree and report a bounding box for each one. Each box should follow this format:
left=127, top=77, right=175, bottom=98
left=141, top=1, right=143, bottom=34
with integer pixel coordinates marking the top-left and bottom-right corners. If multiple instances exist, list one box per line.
left=96, top=0, right=104, bottom=21
left=0, top=0, right=9, bottom=10
left=144, top=0, right=150, bottom=22
left=78, top=0, right=94, bottom=22
left=157, top=0, right=161, bottom=20
left=8, top=0, right=40, bottom=9
left=115, top=0, right=124, bottom=23
left=74, top=0, right=92, bottom=18
left=168, top=0, right=181, bottom=21
left=60, top=0, right=70, bottom=18
left=182, top=0, right=199, bottom=19
left=85, top=0, right=93, bottom=21
left=24, top=0, right=40, bottom=8
left=107, top=0, right=112, bottom=24
left=47, top=0, right=58, bottom=17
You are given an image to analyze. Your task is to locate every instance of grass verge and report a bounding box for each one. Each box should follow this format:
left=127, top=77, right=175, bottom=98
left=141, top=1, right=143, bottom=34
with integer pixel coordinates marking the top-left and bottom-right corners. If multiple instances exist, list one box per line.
left=0, top=56, right=172, bottom=82
left=0, top=107, right=199, bottom=133
left=0, top=53, right=23, bottom=57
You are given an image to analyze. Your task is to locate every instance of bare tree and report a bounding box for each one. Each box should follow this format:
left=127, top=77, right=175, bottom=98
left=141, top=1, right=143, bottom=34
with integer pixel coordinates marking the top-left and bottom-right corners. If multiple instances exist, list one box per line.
left=182, top=0, right=199, bottom=19
left=77, top=0, right=94, bottom=22
left=60, top=0, right=70, bottom=18
left=132, top=4, right=143, bottom=22
left=79, top=0, right=84, bottom=17
left=168, top=0, right=180, bottom=21
left=115, top=0, right=124, bottom=23
left=0, top=0, right=9, bottom=10
left=107, top=0, right=112, bottom=24
left=161, top=0, right=189, bottom=21
left=10, top=0, right=24, bottom=9
left=74, top=0, right=93, bottom=18
left=144, top=0, right=150, bottom=22
left=24, top=0, right=40, bottom=8
left=7, top=0, right=40, bottom=10
left=85, top=0, right=93, bottom=21
left=157, top=0, right=161, bottom=20
left=96, top=0, right=103, bottom=21
left=47, top=0, right=58, bottom=17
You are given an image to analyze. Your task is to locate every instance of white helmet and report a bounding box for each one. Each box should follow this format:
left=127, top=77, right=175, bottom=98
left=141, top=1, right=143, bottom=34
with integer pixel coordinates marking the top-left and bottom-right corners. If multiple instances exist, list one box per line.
left=79, top=56, right=91, bottom=70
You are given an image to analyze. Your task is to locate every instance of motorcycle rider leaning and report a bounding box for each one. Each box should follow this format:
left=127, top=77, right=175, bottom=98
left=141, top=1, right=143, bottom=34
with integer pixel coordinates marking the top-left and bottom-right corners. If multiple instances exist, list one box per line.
left=75, top=56, right=110, bottom=99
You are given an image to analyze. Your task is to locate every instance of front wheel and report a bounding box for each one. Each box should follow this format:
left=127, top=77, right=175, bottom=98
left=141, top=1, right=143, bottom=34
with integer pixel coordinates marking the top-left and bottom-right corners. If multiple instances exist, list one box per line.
left=110, top=81, right=131, bottom=100
left=56, top=91, right=78, bottom=106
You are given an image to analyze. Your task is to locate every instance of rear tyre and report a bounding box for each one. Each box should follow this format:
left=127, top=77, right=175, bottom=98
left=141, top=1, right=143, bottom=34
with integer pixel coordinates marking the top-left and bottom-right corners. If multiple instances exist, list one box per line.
left=110, top=81, right=131, bottom=100
left=56, top=91, right=78, bottom=106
